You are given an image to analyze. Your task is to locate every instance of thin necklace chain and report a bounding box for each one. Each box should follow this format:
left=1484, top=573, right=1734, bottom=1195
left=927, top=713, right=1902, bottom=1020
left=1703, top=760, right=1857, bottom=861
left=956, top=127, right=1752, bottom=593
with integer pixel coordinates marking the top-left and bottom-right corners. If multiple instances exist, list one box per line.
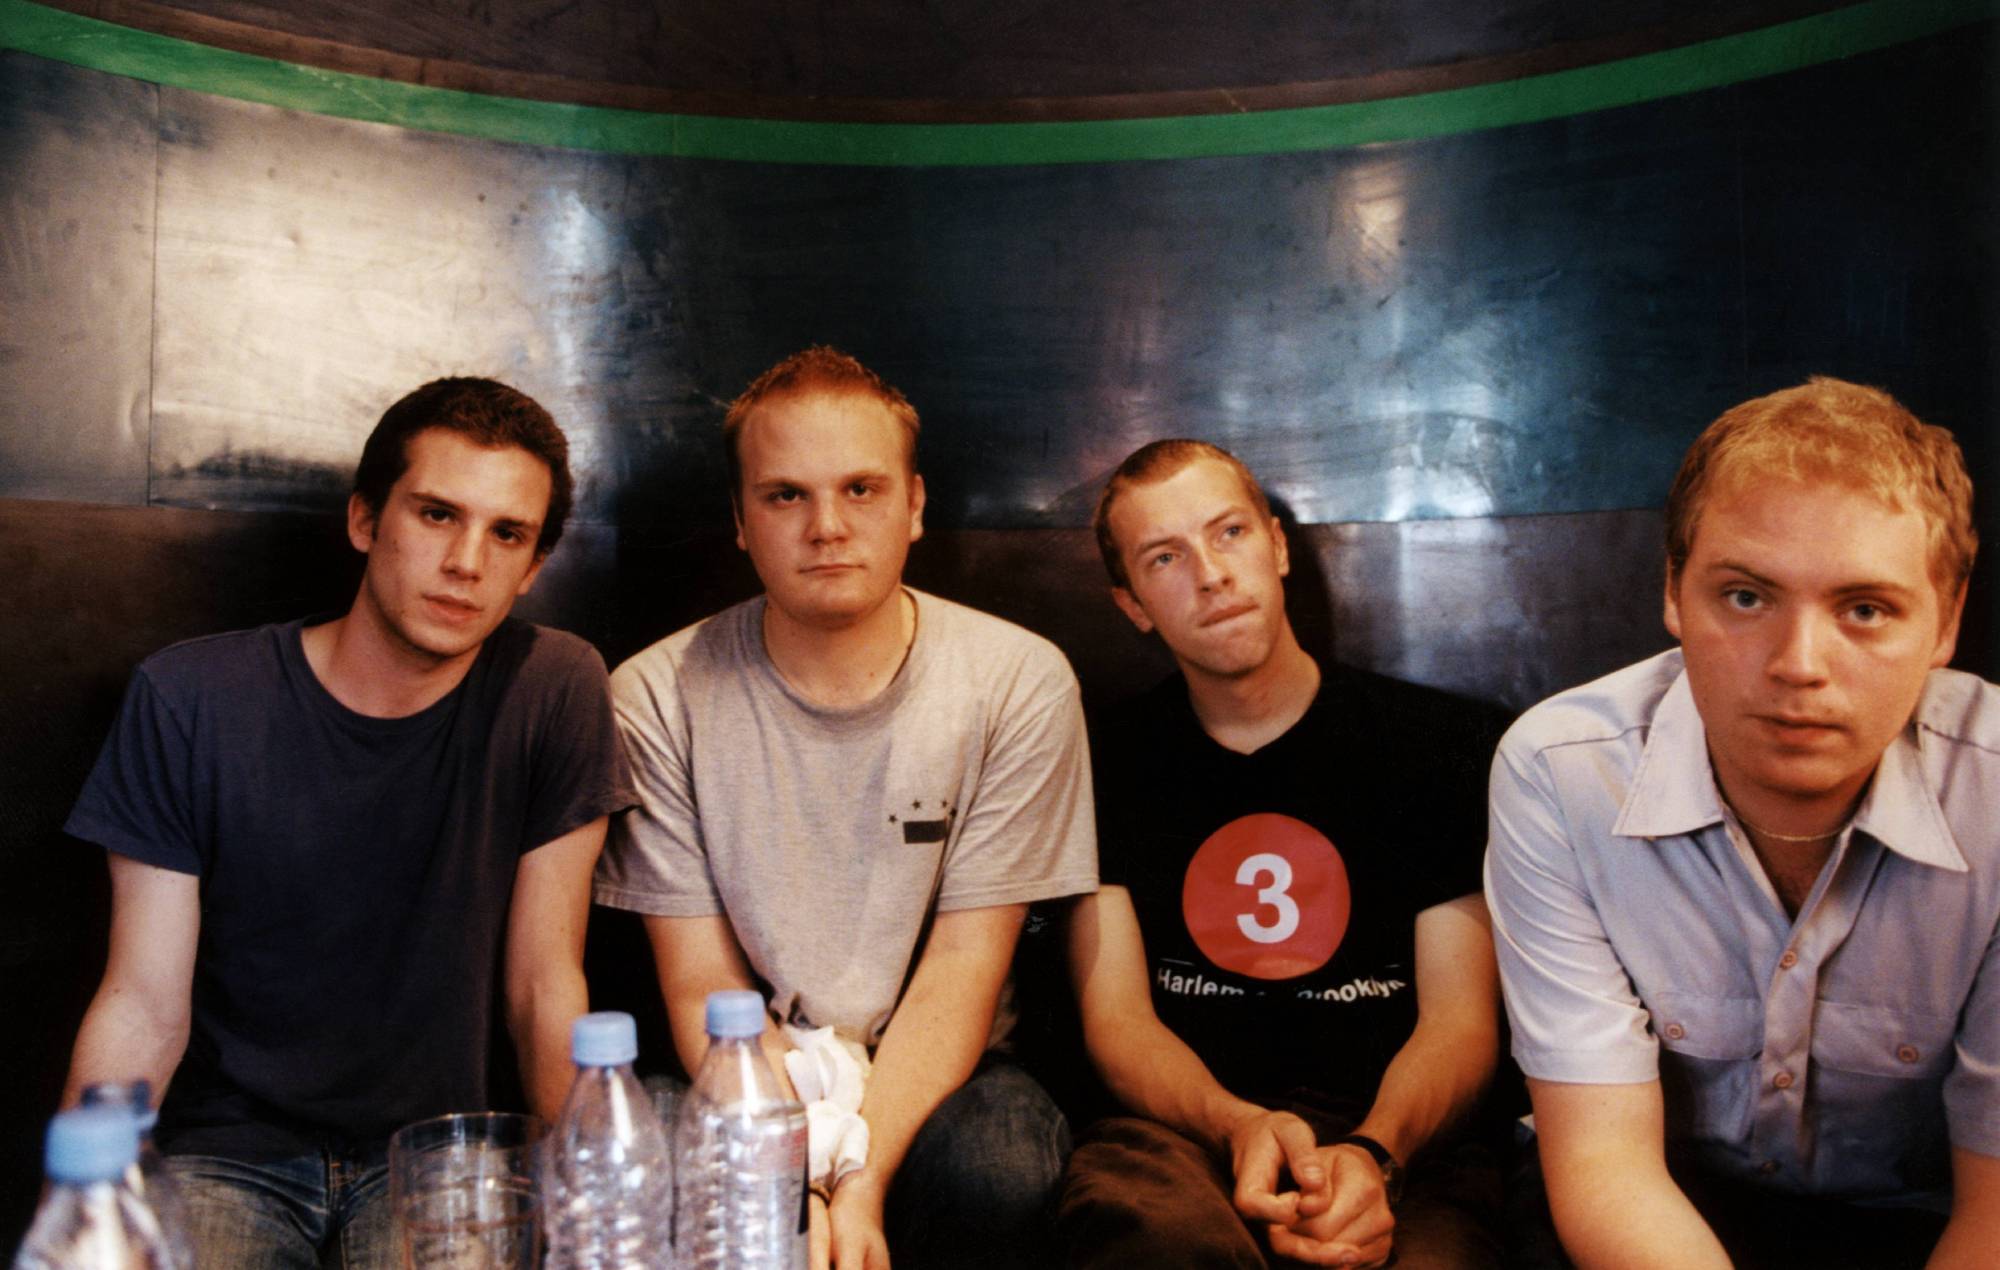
left=1726, top=800, right=1851, bottom=843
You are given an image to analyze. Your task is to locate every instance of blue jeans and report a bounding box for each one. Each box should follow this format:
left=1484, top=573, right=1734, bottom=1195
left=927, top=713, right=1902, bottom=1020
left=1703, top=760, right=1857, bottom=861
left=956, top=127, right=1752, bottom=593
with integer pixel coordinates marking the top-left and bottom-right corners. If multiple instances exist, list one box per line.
left=884, top=1060, right=1072, bottom=1270
left=651, top=1057, right=1069, bottom=1268
left=163, top=1145, right=392, bottom=1269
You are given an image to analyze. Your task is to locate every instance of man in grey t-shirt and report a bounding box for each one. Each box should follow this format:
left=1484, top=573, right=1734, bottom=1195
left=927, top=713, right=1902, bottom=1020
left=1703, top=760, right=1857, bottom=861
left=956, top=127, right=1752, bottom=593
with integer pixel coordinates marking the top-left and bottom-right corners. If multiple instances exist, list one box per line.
left=597, top=347, right=1096, bottom=1270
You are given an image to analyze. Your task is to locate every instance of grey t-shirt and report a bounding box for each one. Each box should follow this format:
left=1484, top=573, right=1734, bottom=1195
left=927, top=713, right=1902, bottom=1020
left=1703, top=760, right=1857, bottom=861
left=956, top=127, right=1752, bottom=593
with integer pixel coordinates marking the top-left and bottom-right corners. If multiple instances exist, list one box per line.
left=597, top=589, right=1097, bottom=1046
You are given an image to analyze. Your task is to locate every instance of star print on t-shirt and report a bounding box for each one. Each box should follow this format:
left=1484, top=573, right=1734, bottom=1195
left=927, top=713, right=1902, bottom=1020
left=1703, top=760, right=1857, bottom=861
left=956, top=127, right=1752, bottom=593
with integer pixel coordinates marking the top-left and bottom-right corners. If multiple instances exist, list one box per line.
left=888, top=796, right=955, bottom=844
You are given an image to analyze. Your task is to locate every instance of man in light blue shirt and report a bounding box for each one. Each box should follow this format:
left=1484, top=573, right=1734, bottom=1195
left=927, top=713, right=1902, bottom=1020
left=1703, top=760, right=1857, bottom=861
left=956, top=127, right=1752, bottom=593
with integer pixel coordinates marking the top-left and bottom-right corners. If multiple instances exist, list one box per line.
left=1486, top=377, right=2000, bottom=1268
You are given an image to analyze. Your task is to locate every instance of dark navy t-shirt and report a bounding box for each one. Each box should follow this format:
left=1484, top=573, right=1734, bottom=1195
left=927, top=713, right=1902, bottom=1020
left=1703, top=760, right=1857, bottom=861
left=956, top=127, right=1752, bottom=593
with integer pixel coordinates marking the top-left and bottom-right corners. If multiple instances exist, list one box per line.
left=1094, top=664, right=1509, bottom=1110
left=66, top=617, right=635, bottom=1160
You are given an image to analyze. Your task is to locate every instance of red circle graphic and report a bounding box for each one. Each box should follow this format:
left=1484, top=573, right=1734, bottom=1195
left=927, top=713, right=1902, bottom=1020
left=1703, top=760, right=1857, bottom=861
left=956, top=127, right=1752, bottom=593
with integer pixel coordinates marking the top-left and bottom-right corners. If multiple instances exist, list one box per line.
left=1180, top=813, right=1349, bottom=980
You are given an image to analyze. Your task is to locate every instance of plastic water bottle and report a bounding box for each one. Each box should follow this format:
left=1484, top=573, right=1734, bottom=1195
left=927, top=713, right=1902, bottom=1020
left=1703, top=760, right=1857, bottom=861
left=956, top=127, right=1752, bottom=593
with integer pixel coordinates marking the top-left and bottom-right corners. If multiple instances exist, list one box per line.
left=542, top=1011, right=675, bottom=1269
left=14, top=1106, right=175, bottom=1269
left=674, top=990, right=809, bottom=1270
left=77, top=1082, right=191, bottom=1270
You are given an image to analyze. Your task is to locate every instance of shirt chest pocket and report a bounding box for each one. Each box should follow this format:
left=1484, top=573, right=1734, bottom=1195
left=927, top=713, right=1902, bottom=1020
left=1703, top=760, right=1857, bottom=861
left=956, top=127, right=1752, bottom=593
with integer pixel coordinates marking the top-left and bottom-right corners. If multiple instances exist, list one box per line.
left=1649, top=992, right=1762, bottom=1145
left=1808, top=1001, right=1954, bottom=1190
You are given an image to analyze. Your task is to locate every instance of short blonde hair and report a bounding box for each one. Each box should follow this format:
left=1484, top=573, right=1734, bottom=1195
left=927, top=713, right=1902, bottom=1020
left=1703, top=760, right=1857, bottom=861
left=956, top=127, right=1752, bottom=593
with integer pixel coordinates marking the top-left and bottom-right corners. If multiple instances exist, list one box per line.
left=1093, top=439, right=1272, bottom=588
left=722, top=346, right=919, bottom=497
left=1665, top=376, right=1976, bottom=598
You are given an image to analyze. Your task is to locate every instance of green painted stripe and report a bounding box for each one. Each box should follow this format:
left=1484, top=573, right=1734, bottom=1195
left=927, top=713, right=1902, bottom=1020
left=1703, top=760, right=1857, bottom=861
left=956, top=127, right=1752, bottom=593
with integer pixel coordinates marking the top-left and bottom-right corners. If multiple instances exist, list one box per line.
left=1, top=0, right=1992, bottom=163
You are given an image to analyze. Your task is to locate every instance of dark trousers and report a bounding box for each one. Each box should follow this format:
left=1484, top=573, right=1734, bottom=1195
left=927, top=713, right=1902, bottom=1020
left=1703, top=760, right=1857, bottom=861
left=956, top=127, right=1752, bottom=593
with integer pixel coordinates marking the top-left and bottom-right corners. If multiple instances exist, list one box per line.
left=884, top=1060, right=1073, bottom=1270
left=1057, top=1112, right=1503, bottom=1269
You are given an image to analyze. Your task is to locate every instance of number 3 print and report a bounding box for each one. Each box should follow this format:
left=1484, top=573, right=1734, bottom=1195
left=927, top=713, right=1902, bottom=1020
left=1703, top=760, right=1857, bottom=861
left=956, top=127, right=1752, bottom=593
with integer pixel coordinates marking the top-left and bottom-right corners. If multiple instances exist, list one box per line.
left=1182, top=814, right=1349, bottom=980
left=1234, top=853, right=1300, bottom=943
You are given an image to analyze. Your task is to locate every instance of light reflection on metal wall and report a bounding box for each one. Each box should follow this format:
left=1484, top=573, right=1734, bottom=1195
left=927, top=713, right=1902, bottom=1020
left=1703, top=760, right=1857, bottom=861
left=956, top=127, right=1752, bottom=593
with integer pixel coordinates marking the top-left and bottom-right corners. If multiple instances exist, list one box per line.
left=146, top=86, right=703, bottom=523
left=5, top=34, right=1987, bottom=536
left=0, top=30, right=1993, bottom=689
left=0, top=53, right=156, bottom=505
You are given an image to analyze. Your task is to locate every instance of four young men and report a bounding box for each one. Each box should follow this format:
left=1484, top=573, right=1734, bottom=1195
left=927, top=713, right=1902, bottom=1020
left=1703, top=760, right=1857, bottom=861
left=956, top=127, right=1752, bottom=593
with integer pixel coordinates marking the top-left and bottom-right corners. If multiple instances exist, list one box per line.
left=59, top=358, right=1998, bottom=1270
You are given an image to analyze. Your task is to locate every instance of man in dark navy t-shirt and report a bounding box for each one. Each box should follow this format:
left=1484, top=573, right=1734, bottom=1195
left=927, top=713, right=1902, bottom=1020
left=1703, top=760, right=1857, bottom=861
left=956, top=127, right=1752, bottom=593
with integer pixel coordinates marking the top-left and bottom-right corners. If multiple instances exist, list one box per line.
left=1058, top=440, right=1508, bottom=1269
left=59, top=379, right=635, bottom=1267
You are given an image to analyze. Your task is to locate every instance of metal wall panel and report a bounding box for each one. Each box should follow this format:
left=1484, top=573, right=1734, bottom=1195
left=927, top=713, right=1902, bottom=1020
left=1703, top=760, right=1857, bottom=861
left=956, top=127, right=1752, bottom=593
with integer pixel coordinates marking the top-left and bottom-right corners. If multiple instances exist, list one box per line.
left=146, top=86, right=704, bottom=522
left=11, top=30, right=1987, bottom=537
left=0, top=52, right=155, bottom=503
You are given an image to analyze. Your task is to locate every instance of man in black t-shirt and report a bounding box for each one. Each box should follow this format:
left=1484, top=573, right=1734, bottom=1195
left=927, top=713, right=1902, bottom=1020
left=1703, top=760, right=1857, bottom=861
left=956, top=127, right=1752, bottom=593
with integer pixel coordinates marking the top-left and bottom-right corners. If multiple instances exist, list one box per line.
left=59, top=379, right=635, bottom=1266
left=1058, top=440, right=1508, bottom=1268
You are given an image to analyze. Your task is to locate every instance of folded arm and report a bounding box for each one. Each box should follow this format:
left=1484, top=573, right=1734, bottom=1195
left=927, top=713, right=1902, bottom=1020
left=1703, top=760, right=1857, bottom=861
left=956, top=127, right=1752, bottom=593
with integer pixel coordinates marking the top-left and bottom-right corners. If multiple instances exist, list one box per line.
left=63, top=854, right=200, bottom=1107
left=827, top=902, right=1026, bottom=1270
left=504, top=816, right=608, bottom=1122
left=1928, top=1148, right=2000, bottom=1268
left=1528, top=1077, right=1729, bottom=1269
left=1067, top=885, right=1327, bottom=1223
left=1270, top=893, right=1504, bottom=1267
left=641, top=912, right=797, bottom=1091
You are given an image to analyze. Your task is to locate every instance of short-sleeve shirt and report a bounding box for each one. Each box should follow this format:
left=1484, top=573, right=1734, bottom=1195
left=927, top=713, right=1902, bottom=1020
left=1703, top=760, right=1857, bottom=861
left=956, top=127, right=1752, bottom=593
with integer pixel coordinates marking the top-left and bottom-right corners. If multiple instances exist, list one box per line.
left=596, top=589, right=1097, bottom=1047
left=65, top=617, right=636, bottom=1160
left=1486, top=649, right=2000, bottom=1207
left=1095, top=665, right=1508, bottom=1108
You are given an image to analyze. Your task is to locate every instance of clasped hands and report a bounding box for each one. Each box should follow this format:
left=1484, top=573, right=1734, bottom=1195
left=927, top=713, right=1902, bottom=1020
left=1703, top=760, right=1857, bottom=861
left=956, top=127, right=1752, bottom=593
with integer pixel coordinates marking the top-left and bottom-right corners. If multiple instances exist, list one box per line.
left=1229, top=1110, right=1395, bottom=1268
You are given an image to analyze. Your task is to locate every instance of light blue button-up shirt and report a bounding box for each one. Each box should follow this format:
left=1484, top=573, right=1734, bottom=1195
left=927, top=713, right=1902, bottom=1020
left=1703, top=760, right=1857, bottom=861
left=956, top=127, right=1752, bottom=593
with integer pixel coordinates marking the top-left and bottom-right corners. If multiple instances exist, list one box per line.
left=1486, top=649, right=2000, bottom=1208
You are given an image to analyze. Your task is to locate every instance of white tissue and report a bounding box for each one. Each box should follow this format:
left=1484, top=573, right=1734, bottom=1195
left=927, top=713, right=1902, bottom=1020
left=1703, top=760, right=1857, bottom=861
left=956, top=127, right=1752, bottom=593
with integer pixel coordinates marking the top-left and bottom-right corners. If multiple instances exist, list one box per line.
left=783, top=1024, right=872, bottom=1188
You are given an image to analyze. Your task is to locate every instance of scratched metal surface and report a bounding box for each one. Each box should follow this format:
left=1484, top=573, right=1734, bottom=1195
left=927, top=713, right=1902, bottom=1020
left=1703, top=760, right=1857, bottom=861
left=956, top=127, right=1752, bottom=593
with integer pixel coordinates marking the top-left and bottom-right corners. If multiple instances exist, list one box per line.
left=0, top=52, right=156, bottom=504
left=114, top=26, right=1989, bottom=532
left=145, top=85, right=706, bottom=523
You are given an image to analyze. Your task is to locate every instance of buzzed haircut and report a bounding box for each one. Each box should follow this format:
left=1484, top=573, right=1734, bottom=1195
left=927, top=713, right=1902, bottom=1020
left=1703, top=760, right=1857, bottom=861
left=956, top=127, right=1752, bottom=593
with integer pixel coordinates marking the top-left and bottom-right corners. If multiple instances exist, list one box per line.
left=1666, top=376, right=1976, bottom=599
left=1093, top=439, right=1272, bottom=588
left=722, top=346, right=921, bottom=498
left=352, top=377, right=572, bottom=554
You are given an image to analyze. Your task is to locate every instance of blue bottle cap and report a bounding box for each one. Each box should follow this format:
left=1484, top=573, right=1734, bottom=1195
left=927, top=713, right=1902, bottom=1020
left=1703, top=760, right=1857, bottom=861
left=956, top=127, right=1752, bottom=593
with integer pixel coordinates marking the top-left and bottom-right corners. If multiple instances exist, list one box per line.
left=704, top=990, right=767, bottom=1039
left=45, top=1107, right=138, bottom=1184
left=79, top=1081, right=157, bottom=1134
left=571, top=1011, right=639, bottom=1066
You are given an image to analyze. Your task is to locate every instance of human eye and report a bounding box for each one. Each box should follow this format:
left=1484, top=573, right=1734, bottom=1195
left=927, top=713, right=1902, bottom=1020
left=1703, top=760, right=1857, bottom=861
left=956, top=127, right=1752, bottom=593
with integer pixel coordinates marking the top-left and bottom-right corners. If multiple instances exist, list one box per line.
left=1720, top=586, right=1763, bottom=612
left=419, top=504, right=453, bottom=525
left=1845, top=599, right=1894, bottom=626
left=1147, top=550, right=1178, bottom=570
left=492, top=525, right=525, bottom=546
left=1219, top=522, right=1245, bottom=540
left=766, top=487, right=801, bottom=505
left=847, top=480, right=877, bottom=499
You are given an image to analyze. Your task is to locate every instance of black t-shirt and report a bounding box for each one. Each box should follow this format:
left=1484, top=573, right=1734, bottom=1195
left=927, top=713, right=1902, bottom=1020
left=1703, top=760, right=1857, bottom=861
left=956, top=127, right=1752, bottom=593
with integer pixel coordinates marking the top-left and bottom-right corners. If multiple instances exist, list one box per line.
left=1094, top=664, right=1509, bottom=1110
left=66, top=617, right=635, bottom=1160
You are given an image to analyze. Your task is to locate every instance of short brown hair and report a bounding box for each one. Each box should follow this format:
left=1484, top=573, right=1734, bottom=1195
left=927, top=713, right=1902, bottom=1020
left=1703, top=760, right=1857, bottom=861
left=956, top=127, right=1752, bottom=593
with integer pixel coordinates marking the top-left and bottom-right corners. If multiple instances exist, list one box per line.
left=1093, top=439, right=1272, bottom=588
left=722, top=346, right=920, bottom=497
left=1665, top=376, right=1976, bottom=598
left=353, top=377, right=571, bottom=555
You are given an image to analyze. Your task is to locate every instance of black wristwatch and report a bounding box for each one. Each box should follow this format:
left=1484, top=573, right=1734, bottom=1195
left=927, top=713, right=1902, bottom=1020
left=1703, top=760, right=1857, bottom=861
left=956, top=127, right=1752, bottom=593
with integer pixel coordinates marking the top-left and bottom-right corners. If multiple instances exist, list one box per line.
left=1328, top=1133, right=1405, bottom=1206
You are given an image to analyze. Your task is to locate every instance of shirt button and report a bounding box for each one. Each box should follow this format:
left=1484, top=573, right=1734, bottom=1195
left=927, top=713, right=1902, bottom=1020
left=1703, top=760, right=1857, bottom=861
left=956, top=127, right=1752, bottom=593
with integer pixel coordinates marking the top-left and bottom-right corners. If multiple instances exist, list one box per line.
left=1773, top=1071, right=1795, bottom=1090
left=1897, top=1044, right=1920, bottom=1064
left=1760, top=1160, right=1781, bottom=1176
left=1778, top=950, right=1798, bottom=969
left=1663, top=1022, right=1686, bottom=1041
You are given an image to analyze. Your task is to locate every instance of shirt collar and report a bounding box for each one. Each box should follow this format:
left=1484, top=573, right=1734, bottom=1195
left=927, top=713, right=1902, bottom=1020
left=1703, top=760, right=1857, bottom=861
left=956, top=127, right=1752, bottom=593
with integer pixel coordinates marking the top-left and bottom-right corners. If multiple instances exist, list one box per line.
left=1613, top=670, right=1724, bottom=840
left=1612, top=664, right=1968, bottom=873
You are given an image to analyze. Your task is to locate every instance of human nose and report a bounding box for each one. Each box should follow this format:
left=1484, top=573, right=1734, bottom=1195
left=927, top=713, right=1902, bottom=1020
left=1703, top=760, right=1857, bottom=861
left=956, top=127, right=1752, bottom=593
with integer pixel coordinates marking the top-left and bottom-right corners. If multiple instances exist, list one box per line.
left=442, top=527, right=485, bottom=579
left=1191, top=543, right=1232, bottom=591
left=1768, top=609, right=1830, bottom=685
left=808, top=496, right=847, bottom=543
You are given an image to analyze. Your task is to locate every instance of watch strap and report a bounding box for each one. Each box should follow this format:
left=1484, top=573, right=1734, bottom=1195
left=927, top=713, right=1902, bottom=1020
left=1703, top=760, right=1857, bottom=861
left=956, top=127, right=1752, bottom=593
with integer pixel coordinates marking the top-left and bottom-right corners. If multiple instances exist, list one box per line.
left=1327, top=1133, right=1405, bottom=1205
